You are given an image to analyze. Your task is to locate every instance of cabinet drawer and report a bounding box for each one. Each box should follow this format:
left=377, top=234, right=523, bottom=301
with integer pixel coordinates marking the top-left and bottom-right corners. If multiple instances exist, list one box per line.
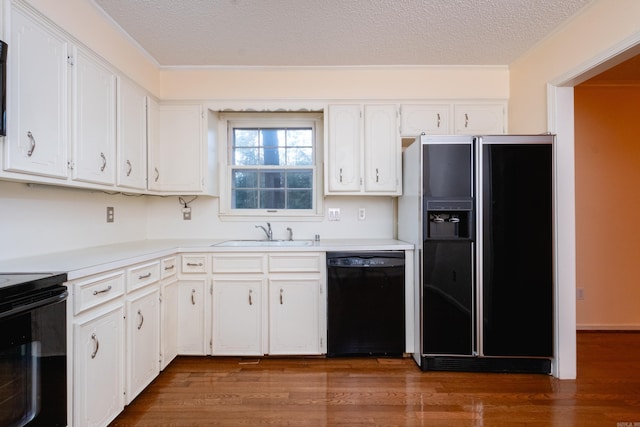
left=212, top=254, right=265, bottom=274
left=161, top=256, right=178, bottom=279
left=127, top=261, right=160, bottom=292
left=269, top=253, right=323, bottom=273
left=181, top=255, right=207, bottom=274
left=73, top=271, right=125, bottom=315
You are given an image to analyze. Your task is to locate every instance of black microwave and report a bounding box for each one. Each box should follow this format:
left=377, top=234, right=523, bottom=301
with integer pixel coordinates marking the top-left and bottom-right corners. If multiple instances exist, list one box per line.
left=0, top=39, right=6, bottom=136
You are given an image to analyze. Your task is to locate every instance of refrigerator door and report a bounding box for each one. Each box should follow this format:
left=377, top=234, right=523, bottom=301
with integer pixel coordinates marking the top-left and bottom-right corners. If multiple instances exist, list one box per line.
left=420, top=136, right=475, bottom=357
left=421, top=136, right=473, bottom=199
left=423, top=240, right=474, bottom=355
left=479, top=136, right=553, bottom=357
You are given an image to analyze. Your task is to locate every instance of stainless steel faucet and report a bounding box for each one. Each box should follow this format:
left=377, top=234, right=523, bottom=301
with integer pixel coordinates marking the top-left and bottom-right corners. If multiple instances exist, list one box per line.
left=286, top=227, right=293, bottom=241
left=255, top=223, right=273, bottom=240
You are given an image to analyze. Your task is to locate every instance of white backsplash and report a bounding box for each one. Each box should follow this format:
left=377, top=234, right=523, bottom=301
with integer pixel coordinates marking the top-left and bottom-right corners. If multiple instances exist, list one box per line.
left=0, top=180, right=398, bottom=260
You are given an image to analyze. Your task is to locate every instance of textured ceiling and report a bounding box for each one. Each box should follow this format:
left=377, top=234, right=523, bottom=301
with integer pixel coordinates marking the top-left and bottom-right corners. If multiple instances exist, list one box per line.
left=91, top=0, right=593, bottom=67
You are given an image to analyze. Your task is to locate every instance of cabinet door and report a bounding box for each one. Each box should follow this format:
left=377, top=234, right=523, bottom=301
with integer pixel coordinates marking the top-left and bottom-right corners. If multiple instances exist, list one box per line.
left=5, top=6, right=68, bottom=178
left=211, top=278, right=264, bottom=355
left=400, top=104, right=451, bottom=136
left=148, top=104, right=203, bottom=192
left=363, top=104, right=400, bottom=194
left=74, top=304, right=125, bottom=427
left=177, top=280, right=208, bottom=355
left=160, top=278, right=179, bottom=370
left=454, top=104, right=505, bottom=135
left=71, top=47, right=117, bottom=185
left=117, top=78, right=148, bottom=189
left=269, top=279, right=321, bottom=355
left=126, top=288, right=160, bottom=404
left=326, top=104, right=361, bottom=193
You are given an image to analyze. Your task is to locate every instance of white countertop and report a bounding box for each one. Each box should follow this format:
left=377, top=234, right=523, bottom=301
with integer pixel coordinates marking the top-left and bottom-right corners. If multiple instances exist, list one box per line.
left=0, top=239, right=413, bottom=280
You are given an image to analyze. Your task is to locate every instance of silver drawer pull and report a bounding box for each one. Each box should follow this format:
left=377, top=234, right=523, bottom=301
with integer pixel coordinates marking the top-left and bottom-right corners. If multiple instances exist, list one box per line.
left=279, top=288, right=284, bottom=305
left=186, top=262, right=203, bottom=267
left=164, top=264, right=175, bottom=271
left=191, top=289, right=196, bottom=305
left=93, top=285, right=112, bottom=295
left=248, top=289, right=253, bottom=306
left=91, top=333, right=100, bottom=359
left=138, top=272, right=152, bottom=280
left=100, top=152, right=107, bottom=172
left=126, top=159, right=132, bottom=176
left=27, top=131, right=36, bottom=156
left=137, top=309, right=144, bottom=330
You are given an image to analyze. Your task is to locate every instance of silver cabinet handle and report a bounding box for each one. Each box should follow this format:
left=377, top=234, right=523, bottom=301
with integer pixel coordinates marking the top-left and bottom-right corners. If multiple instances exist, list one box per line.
left=91, top=333, right=99, bottom=359
left=339, top=167, right=343, bottom=183
left=164, top=264, right=175, bottom=271
left=137, top=309, right=144, bottom=330
left=154, top=167, right=159, bottom=182
left=126, top=160, right=132, bottom=176
left=279, top=288, right=284, bottom=305
left=375, top=168, right=379, bottom=183
left=93, top=285, right=112, bottom=296
left=138, top=272, right=152, bottom=280
left=464, top=113, right=469, bottom=128
left=186, top=262, right=203, bottom=267
left=437, top=113, right=441, bottom=128
left=248, top=289, right=253, bottom=306
left=100, top=152, right=107, bottom=172
left=27, top=131, right=36, bottom=157
left=191, top=289, right=196, bottom=305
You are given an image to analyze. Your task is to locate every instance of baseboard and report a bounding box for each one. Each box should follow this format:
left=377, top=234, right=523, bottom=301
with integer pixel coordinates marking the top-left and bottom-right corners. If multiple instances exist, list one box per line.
left=577, top=324, right=640, bottom=331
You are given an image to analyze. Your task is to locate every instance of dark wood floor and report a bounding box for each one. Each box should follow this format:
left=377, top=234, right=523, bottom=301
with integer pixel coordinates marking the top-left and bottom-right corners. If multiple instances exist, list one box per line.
left=110, top=332, right=640, bottom=426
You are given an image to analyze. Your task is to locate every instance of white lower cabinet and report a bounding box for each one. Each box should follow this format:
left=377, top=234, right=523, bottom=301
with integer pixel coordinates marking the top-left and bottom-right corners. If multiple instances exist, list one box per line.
left=268, top=278, right=321, bottom=355
left=177, top=279, right=209, bottom=354
left=74, top=303, right=125, bottom=427
left=211, top=252, right=325, bottom=356
left=71, top=260, right=162, bottom=427
left=211, top=277, right=265, bottom=355
left=126, top=287, right=160, bottom=404
left=160, top=278, right=179, bottom=369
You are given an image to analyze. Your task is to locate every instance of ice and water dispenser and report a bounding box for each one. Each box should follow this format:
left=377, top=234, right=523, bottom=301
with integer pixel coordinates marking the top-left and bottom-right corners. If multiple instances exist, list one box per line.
left=425, top=199, right=473, bottom=240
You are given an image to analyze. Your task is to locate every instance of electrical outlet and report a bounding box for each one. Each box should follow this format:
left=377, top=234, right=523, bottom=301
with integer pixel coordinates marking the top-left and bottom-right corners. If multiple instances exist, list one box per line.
left=576, top=287, right=585, bottom=300
left=328, top=208, right=341, bottom=221
left=358, top=207, right=366, bottom=221
left=106, top=206, right=114, bottom=223
left=182, top=207, right=192, bottom=220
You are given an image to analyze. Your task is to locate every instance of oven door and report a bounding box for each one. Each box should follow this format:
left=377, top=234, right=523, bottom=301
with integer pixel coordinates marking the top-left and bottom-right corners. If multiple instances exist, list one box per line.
left=0, top=290, right=67, bottom=427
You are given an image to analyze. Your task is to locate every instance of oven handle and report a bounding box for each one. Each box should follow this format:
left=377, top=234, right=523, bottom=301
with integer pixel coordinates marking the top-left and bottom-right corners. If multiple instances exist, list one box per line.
left=0, top=289, right=68, bottom=319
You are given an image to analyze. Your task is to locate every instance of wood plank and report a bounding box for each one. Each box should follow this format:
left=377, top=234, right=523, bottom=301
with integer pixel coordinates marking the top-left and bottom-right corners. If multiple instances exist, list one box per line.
left=109, top=332, right=640, bottom=426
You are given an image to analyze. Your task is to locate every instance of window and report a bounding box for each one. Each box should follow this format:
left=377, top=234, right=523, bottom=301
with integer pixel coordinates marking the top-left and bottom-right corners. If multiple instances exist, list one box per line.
left=221, top=112, right=323, bottom=217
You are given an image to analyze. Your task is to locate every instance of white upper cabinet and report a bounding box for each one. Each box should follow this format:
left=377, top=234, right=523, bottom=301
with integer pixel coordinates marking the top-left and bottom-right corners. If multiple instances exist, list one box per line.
left=325, top=104, right=401, bottom=196
left=363, top=104, right=401, bottom=193
left=117, top=78, right=148, bottom=190
left=326, top=104, right=361, bottom=193
left=5, top=4, right=69, bottom=178
left=71, top=47, right=117, bottom=185
left=400, top=104, right=451, bottom=137
left=148, top=103, right=204, bottom=193
left=453, top=104, right=505, bottom=135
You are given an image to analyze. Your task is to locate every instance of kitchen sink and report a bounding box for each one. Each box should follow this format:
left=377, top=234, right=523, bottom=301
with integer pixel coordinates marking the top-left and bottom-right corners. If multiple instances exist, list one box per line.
left=214, top=239, right=315, bottom=247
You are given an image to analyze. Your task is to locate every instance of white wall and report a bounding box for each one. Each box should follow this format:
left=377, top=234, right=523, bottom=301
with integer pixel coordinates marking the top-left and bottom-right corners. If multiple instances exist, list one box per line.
left=145, top=195, right=396, bottom=241
left=0, top=180, right=148, bottom=260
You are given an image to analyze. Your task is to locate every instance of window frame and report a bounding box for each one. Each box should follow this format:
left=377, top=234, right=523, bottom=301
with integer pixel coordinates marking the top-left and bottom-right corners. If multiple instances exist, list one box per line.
left=219, top=112, right=324, bottom=219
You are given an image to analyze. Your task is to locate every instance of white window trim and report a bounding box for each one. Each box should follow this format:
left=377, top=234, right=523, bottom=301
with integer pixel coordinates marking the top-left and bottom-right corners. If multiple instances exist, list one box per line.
left=218, top=111, right=324, bottom=219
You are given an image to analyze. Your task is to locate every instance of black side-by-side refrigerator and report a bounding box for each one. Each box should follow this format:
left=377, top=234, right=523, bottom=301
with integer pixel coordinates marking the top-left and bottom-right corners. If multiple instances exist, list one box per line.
left=398, top=134, right=553, bottom=373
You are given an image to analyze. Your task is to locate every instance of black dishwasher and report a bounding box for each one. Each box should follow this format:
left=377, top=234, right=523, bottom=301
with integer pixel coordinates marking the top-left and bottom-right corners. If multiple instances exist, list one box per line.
left=327, top=251, right=405, bottom=357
